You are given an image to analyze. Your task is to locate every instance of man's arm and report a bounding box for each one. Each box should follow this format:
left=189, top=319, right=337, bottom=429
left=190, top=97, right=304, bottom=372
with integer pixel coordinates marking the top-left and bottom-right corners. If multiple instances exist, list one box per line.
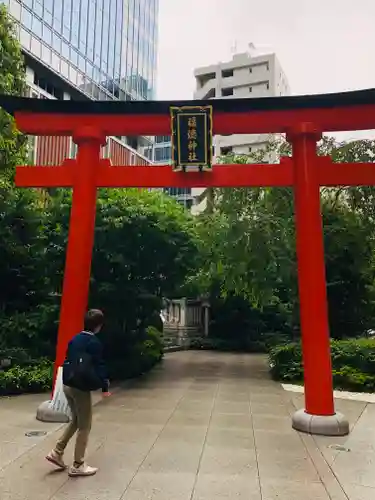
left=87, top=338, right=109, bottom=393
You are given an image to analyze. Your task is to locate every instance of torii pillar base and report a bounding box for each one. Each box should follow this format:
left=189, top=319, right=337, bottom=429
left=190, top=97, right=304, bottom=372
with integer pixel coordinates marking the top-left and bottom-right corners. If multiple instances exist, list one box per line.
left=292, top=409, right=349, bottom=436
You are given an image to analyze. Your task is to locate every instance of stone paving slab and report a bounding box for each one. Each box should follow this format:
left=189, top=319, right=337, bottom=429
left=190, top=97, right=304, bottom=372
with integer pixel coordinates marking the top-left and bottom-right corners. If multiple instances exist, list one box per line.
left=0, top=389, right=109, bottom=472
left=0, top=394, right=62, bottom=471
left=0, top=351, right=373, bottom=499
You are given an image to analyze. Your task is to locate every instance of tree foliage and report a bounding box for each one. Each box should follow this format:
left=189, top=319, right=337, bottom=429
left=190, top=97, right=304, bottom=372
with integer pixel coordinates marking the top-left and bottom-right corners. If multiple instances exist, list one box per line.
left=0, top=180, right=45, bottom=313
left=0, top=6, right=54, bottom=355
left=1, top=2, right=375, bottom=389
left=0, top=6, right=198, bottom=378
left=0, top=4, right=27, bottom=176
left=31, top=188, right=200, bottom=363
left=191, top=137, right=375, bottom=340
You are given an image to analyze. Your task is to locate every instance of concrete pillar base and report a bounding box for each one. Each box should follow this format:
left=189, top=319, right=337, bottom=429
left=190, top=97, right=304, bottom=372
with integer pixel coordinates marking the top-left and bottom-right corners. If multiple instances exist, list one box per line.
left=292, top=409, right=349, bottom=436
left=36, top=400, right=70, bottom=423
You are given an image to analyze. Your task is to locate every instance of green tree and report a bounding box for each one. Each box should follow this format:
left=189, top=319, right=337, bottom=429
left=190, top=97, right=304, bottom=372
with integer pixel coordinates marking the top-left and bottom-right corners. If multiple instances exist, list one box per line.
left=91, top=188, right=200, bottom=325
left=324, top=201, right=375, bottom=338
left=0, top=6, right=56, bottom=354
left=0, top=183, right=200, bottom=367
left=327, top=139, right=375, bottom=227
left=0, top=178, right=58, bottom=354
left=193, top=137, right=375, bottom=340
left=0, top=4, right=27, bottom=177
left=0, top=180, right=45, bottom=314
left=41, top=188, right=200, bottom=364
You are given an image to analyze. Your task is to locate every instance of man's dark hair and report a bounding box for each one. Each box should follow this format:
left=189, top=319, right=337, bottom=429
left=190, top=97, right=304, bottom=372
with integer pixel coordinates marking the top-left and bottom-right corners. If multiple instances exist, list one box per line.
left=84, top=309, right=104, bottom=332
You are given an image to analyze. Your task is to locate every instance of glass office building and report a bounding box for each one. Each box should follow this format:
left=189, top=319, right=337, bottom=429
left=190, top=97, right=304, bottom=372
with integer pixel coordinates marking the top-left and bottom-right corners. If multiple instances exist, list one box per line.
left=1, top=0, right=156, bottom=166
left=2, top=0, right=158, bottom=102
left=144, top=135, right=171, bottom=162
left=147, top=136, right=194, bottom=210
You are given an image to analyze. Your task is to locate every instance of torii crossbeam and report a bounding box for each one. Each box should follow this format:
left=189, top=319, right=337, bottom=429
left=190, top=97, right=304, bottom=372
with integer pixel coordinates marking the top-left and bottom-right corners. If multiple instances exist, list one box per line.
left=2, top=88, right=375, bottom=436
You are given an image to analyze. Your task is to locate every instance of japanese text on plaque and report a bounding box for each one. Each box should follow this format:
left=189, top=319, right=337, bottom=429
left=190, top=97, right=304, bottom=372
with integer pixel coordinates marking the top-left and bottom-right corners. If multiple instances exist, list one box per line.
left=170, top=106, right=213, bottom=171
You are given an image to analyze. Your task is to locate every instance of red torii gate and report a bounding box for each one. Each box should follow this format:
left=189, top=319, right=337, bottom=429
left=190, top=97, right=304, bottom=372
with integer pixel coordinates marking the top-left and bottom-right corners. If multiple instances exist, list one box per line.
left=2, top=88, right=375, bottom=435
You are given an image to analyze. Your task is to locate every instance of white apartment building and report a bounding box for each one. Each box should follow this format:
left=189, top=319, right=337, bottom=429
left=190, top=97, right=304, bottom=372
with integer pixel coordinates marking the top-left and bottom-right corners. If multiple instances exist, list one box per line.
left=191, top=47, right=290, bottom=213
left=194, top=49, right=290, bottom=156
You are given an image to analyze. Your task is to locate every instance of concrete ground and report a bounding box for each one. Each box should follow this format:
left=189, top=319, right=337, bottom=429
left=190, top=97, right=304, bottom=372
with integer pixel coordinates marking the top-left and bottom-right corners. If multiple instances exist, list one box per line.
left=0, top=351, right=373, bottom=500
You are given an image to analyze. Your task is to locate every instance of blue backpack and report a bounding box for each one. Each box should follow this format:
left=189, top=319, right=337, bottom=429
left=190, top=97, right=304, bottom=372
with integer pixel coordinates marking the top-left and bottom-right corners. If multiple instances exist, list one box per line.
left=63, top=350, right=101, bottom=391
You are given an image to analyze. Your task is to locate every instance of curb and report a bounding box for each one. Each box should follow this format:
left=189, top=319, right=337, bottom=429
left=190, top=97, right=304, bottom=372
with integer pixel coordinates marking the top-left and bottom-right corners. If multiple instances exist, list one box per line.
left=163, top=346, right=188, bottom=353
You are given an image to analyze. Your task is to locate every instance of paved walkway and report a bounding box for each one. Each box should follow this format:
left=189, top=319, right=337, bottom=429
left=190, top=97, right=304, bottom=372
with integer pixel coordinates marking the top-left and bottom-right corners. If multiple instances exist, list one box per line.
left=0, top=351, right=374, bottom=499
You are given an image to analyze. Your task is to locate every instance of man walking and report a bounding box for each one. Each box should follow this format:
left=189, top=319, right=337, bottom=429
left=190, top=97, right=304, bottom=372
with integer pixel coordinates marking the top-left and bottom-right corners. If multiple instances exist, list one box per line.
left=46, top=309, right=111, bottom=477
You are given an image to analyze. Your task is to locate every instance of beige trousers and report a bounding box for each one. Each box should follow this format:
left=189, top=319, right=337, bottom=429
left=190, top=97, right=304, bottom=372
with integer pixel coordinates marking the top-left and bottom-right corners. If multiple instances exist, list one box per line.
left=55, top=385, right=92, bottom=464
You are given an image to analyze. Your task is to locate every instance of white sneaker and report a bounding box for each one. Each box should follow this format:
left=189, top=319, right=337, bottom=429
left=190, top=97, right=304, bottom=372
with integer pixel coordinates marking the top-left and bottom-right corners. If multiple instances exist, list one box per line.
left=46, top=450, right=66, bottom=469
left=68, top=463, right=98, bottom=477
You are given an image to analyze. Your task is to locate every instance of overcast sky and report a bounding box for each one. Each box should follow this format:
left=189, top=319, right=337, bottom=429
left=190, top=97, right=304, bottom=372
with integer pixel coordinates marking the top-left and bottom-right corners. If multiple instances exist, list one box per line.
left=156, top=0, right=375, bottom=101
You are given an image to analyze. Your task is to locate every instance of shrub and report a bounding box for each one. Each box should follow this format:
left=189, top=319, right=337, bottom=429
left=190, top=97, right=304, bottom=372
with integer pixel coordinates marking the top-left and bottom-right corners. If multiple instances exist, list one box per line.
left=188, top=337, right=249, bottom=352
left=0, top=347, right=33, bottom=366
left=268, top=343, right=303, bottom=381
left=0, top=326, right=164, bottom=396
left=269, top=338, right=375, bottom=392
left=189, top=333, right=290, bottom=353
left=0, top=304, right=59, bottom=359
left=135, top=326, right=164, bottom=372
left=106, top=326, right=164, bottom=381
left=0, top=360, right=53, bottom=396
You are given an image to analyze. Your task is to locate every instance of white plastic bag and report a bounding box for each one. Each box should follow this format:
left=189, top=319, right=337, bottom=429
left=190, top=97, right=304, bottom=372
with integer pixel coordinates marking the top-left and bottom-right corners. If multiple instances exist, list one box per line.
left=49, top=366, right=72, bottom=418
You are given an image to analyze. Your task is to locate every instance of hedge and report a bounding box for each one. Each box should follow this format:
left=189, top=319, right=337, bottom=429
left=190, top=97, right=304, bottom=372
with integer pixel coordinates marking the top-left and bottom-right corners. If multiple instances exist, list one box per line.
left=107, top=326, right=164, bottom=380
left=0, top=327, right=164, bottom=396
left=269, top=338, right=375, bottom=392
left=0, top=347, right=41, bottom=367
left=0, top=360, right=53, bottom=396
left=189, top=333, right=291, bottom=354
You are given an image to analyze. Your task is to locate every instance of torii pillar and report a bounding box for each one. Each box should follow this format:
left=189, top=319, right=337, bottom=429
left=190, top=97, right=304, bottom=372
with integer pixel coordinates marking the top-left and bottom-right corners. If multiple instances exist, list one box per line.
left=36, top=127, right=106, bottom=423
left=288, top=124, right=346, bottom=435
left=54, top=128, right=105, bottom=373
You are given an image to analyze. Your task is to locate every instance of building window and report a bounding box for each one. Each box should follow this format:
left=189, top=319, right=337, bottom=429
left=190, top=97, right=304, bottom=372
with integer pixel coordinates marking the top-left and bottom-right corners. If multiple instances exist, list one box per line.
left=155, top=135, right=170, bottom=144
left=155, top=146, right=171, bottom=162
left=249, top=87, right=252, bottom=92
left=222, top=69, right=233, bottom=78
left=52, top=33, right=61, bottom=51
left=248, top=147, right=252, bottom=153
left=41, top=43, right=51, bottom=65
left=222, top=87, right=233, bottom=97
left=197, top=72, right=216, bottom=88
left=70, top=48, right=79, bottom=66
left=249, top=67, right=253, bottom=74
left=21, top=7, right=32, bottom=29
left=32, top=17, right=42, bottom=37
left=143, top=147, right=152, bottom=159
left=266, top=82, right=270, bottom=90
left=62, top=41, right=70, bottom=59
left=221, top=146, right=233, bottom=156
left=205, top=88, right=216, bottom=99
left=44, top=1, right=53, bottom=25
left=33, top=0, right=43, bottom=17
left=33, top=72, right=64, bottom=100
left=78, top=56, right=85, bottom=72
left=165, top=188, right=192, bottom=197
left=42, top=24, right=52, bottom=45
